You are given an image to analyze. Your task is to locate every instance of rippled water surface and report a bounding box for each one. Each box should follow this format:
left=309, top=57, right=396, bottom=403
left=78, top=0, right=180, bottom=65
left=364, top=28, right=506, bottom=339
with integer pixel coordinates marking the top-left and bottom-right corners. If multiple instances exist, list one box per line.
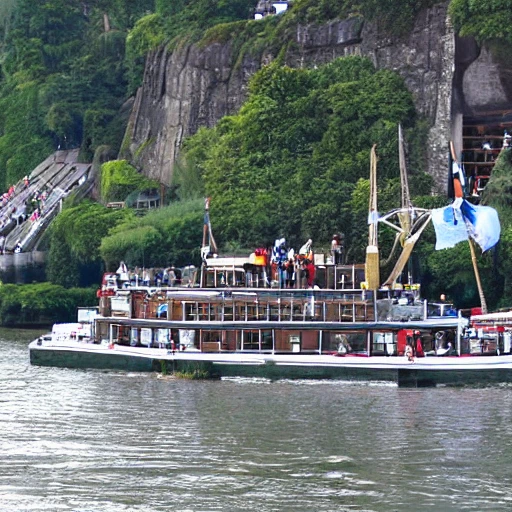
left=2, top=329, right=512, bottom=511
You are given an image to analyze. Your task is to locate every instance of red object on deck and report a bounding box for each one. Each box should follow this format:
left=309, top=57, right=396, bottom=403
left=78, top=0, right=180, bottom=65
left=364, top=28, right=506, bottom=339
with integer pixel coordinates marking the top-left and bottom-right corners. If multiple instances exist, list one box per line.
left=471, top=307, right=482, bottom=316
left=397, top=329, right=413, bottom=356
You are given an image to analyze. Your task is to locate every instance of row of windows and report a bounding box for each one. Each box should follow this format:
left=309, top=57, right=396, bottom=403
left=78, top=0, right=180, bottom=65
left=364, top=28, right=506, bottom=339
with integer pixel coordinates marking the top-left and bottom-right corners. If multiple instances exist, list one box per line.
left=180, top=300, right=372, bottom=322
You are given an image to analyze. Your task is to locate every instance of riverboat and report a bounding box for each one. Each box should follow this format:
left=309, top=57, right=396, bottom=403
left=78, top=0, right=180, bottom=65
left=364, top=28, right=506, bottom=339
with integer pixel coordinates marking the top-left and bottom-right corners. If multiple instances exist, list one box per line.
left=29, top=262, right=512, bottom=387
left=29, top=133, right=509, bottom=386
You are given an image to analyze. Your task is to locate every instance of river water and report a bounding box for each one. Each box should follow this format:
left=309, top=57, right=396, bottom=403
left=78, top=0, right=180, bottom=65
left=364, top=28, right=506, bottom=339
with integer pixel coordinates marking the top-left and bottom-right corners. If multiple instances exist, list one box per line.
left=2, top=329, right=512, bottom=511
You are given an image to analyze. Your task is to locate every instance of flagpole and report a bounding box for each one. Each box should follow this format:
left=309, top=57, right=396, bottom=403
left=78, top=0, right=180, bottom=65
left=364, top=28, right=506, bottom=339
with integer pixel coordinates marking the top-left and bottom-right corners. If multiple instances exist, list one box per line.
left=450, top=141, right=488, bottom=314
left=468, top=238, right=487, bottom=314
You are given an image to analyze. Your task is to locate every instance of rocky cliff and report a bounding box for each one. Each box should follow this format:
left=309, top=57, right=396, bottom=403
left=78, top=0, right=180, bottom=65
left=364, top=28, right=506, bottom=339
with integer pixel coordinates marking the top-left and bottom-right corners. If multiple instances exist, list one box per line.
left=123, top=1, right=512, bottom=192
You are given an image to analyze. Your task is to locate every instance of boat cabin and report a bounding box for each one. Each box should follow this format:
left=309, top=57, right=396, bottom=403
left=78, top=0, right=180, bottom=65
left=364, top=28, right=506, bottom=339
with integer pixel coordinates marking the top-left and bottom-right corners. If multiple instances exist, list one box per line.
left=94, top=287, right=465, bottom=358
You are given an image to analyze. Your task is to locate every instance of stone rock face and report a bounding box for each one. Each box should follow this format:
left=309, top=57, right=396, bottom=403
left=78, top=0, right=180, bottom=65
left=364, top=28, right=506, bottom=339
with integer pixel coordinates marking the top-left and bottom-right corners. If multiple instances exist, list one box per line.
left=125, top=43, right=261, bottom=184
left=463, top=47, right=511, bottom=111
left=123, top=1, right=510, bottom=192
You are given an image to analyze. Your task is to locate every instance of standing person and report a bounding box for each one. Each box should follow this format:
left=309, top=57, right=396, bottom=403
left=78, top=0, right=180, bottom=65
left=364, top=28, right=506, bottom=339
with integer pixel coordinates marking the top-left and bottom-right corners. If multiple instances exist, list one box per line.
left=404, top=342, right=415, bottom=362
left=306, top=259, right=316, bottom=288
left=331, top=234, right=342, bottom=264
left=116, top=261, right=129, bottom=287
left=414, top=331, right=425, bottom=358
left=168, top=267, right=176, bottom=287
left=271, top=238, right=288, bottom=288
left=300, top=260, right=309, bottom=288
left=299, top=239, right=313, bottom=262
left=285, top=258, right=295, bottom=289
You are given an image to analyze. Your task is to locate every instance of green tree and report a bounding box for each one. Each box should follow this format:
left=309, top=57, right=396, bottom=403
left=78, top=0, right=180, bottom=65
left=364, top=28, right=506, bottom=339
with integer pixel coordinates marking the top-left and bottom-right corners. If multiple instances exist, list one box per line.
left=99, top=199, right=203, bottom=268
left=46, top=201, right=131, bottom=287
left=193, top=56, right=418, bottom=250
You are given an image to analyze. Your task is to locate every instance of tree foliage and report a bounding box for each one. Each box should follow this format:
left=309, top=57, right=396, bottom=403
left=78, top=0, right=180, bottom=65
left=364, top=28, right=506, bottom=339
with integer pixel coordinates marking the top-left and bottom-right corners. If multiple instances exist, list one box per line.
left=188, top=57, right=421, bottom=252
left=449, top=0, right=512, bottom=44
left=100, top=159, right=159, bottom=202
left=0, top=282, right=98, bottom=327
left=99, top=199, right=204, bottom=269
left=46, top=201, right=132, bottom=287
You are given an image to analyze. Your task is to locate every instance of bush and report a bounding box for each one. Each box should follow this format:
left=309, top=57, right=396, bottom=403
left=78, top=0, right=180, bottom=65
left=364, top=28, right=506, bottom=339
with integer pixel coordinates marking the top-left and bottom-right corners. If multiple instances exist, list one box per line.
left=0, top=283, right=98, bottom=327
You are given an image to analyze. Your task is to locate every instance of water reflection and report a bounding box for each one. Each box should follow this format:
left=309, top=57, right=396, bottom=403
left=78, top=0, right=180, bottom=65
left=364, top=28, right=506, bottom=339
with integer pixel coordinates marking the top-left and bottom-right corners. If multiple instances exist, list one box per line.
left=1, top=329, right=512, bottom=511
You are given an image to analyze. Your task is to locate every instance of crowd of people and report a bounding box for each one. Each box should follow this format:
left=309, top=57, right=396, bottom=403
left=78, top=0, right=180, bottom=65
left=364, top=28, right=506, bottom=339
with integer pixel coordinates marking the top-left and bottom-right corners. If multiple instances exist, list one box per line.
left=0, top=173, right=50, bottom=254
left=116, top=262, right=182, bottom=288
left=270, top=234, right=345, bottom=289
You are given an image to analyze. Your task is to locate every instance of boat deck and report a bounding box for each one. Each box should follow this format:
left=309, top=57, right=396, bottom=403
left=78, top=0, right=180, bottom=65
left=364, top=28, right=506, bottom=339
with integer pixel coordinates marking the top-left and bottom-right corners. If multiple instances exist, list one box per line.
left=29, top=339, right=512, bottom=387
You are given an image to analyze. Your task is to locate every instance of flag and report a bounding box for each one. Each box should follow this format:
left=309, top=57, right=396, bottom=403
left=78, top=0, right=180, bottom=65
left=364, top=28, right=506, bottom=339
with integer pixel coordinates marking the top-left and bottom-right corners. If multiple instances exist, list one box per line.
left=460, top=199, right=500, bottom=252
left=432, top=198, right=500, bottom=252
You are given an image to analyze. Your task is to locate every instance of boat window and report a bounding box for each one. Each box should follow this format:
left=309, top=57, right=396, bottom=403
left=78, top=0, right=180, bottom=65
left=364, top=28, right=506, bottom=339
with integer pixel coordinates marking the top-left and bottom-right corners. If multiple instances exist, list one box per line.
left=372, top=332, right=395, bottom=356
left=261, top=330, right=272, bottom=351
left=197, top=303, right=212, bottom=321
left=322, top=331, right=367, bottom=354
left=184, top=302, right=198, bottom=321
left=242, top=330, right=259, bottom=351
left=130, top=328, right=138, bottom=346
left=246, top=304, right=258, bottom=320
left=201, top=330, right=223, bottom=352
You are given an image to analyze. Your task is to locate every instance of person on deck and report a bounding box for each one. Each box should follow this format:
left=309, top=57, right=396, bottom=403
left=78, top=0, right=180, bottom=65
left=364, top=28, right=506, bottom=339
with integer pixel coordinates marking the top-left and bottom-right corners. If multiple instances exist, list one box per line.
left=299, top=239, right=313, bottom=262
left=331, top=234, right=343, bottom=264
left=116, top=261, right=129, bottom=287
left=306, top=259, right=316, bottom=288
left=414, top=331, right=425, bottom=358
left=271, top=238, right=288, bottom=288
left=168, top=267, right=177, bottom=287
left=404, top=342, right=415, bottom=362
left=285, top=258, right=295, bottom=289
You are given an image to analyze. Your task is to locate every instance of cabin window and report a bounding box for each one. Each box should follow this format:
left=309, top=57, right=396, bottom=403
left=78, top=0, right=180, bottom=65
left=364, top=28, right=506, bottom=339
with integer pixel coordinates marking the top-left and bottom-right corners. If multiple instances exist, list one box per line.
left=322, top=331, right=367, bottom=354
left=269, top=303, right=280, bottom=321
left=372, top=332, right=395, bottom=355
left=183, top=302, right=198, bottom=321
left=246, top=304, right=258, bottom=320
left=197, top=303, right=211, bottom=321
left=179, top=329, right=196, bottom=349
left=242, top=330, right=260, bottom=351
left=258, top=303, right=268, bottom=320
left=201, top=330, right=223, bottom=352
left=140, top=328, right=152, bottom=347
left=261, top=330, right=272, bottom=351
left=130, top=328, right=138, bottom=346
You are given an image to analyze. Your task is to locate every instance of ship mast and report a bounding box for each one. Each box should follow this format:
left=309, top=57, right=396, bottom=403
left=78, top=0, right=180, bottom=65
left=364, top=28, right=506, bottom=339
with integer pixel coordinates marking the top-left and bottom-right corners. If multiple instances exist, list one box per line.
left=379, top=126, right=431, bottom=288
left=365, top=145, right=380, bottom=290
